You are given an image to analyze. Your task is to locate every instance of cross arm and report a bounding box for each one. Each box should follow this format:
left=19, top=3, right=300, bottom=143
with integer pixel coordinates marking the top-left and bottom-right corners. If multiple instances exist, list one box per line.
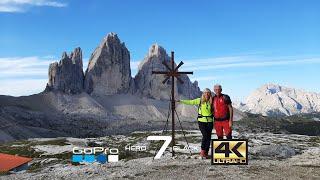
left=174, top=61, right=184, bottom=71
left=162, top=76, right=170, bottom=84
left=152, top=71, right=169, bottom=74
left=177, top=71, right=193, bottom=75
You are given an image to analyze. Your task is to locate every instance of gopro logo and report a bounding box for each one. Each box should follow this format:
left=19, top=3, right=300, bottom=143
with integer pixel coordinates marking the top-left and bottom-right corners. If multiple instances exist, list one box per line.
left=72, top=147, right=119, bottom=164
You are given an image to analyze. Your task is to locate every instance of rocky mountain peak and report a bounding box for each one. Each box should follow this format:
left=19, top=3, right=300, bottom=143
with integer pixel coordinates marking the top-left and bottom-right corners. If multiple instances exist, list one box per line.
left=235, top=83, right=320, bottom=116
left=102, top=32, right=120, bottom=45
left=134, top=44, right=172, bottom=100
left=45, top=47, right=84, bottom=94
left=44, top=33, right=201, bottom=99
left=148, top=44, right=167, bottom=57
left=260, top=83, right=282, bottom=95
left=70, top=47, right=83, bottom=65
left=134, top=44, right=201, bottom=100
left=61, top=51, right=68, bottom=60
left=84, top=33, right=134, bottom=96
left=137, top=44, right=168, bottom=71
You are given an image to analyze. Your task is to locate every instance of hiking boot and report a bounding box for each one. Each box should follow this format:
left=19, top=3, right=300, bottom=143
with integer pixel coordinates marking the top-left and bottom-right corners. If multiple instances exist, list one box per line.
left=205, top=151, right=211, bottom=159
left=200, top=150, right=206, bottom=158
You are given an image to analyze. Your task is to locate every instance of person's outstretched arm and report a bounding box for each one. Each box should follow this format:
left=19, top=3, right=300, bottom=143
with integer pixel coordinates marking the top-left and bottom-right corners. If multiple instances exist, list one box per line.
left=177, top=98, right=201, bottom=105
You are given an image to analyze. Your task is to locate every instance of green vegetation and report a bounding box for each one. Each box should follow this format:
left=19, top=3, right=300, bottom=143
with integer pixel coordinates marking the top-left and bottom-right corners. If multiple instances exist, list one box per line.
left=34, top=138, right=69, bottom=146
left=27, top=159, right=63, bottom=173
left=0, top=138, right=69, bottom=158
left=236, top=113, right=320, bottom=136
left=0, top=171, right=10, bottom=176
left=0, top=138, right=73, bottom=172
left=0, top=143, right=42, bottom=158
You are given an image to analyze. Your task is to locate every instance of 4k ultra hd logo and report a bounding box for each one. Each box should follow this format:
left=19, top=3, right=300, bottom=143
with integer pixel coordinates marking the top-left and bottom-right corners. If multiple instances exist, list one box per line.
left=211, top=139, right=248, bottom=165
left=72, top=147, right=119, bottom=164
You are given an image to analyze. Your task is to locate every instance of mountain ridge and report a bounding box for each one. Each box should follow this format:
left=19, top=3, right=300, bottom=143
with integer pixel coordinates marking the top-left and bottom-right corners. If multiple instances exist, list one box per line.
left=235, top=83, right=320, bottom=116
left=46, top=32, right=201, bottom=99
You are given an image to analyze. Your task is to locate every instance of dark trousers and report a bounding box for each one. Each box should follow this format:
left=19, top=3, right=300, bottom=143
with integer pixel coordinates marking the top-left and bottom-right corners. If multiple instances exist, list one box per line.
left=198, top=121, right=213, bottom=153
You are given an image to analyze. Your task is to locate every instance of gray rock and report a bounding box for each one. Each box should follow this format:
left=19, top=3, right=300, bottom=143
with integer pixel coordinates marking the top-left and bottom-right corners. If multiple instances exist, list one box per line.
left=177, top=75, right=201, bottom=99
left=134, top=44, right=201, bottom=100
left=45, top=33, right=200, bottom=99
left=235, top=83, right=320, bottom=116
left=255, top=144, right=296, bottom=158
left=134, top=44, right=177, bottom=100
left=84, top=32, right=133, bottom=96
left=45, top=47, right=84, bottom=94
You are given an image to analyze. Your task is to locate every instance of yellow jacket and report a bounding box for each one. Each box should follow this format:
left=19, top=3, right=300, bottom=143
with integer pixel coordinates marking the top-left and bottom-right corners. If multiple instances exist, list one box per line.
left=180, top=98, right=213, bottom=122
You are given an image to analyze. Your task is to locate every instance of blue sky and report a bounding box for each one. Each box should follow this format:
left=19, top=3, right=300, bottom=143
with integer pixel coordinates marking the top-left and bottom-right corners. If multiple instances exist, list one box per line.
left=0, top=0, right=319, bottom=101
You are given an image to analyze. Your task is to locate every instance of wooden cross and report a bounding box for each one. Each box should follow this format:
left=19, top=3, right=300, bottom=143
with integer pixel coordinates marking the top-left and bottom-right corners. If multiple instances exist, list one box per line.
left=152, top=51, right=193, bottom=157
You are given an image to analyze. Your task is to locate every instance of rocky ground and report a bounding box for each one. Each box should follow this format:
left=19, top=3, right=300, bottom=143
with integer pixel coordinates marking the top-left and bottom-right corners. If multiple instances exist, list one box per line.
left=1, top=128, right=319, bottom=180
left=0, top=92, right=204, bottom=143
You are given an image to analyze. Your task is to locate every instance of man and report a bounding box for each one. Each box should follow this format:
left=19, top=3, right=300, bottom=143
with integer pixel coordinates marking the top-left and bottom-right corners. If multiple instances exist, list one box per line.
left=212, top=84, right=233, bottom=139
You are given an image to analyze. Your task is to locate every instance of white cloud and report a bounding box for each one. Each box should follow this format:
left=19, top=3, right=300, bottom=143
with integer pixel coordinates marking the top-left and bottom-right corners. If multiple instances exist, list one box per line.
left=181, top=56, right=320, bottom=71
left=190, top=73, right=254, bottom=82
left=130, top=60, right=140, bottom=71
left=190, top=76, right=219, bottom=82
left=0, top=56, right=55, bottom=96
left=0, top=0, right=67, bottom=13
left=182, top=55, right=251, bottom=67
left=0, top=78, right=47, bottom=96
left=0, top=4, right=23, bottom=12
left=0, top=56, right=53, bottom=78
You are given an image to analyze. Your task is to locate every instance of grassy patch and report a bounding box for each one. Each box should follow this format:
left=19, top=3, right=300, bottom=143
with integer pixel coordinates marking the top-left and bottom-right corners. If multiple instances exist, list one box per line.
left=236, top=113, right=320, bottom=136
left=0, top=138, right=70, bottom=159
left=42, top=152, right=73, bottom=161
left=27, top=161, right=42, bottom=172
left=33, top=138, right=69, bottom=146
left=0, top=143, right=42, bottom=158
left=27, top=158, right=63, bottom=173
left=0, top=171, right=10, bottom=176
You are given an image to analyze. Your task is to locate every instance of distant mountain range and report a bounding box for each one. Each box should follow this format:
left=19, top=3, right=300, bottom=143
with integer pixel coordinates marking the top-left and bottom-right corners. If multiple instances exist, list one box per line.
left=234, top=83, right=320, bottom=116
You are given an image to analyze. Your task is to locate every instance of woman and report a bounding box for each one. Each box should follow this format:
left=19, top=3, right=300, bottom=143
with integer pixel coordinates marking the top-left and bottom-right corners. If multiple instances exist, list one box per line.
left=177, top=88, right=213, bottom=158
